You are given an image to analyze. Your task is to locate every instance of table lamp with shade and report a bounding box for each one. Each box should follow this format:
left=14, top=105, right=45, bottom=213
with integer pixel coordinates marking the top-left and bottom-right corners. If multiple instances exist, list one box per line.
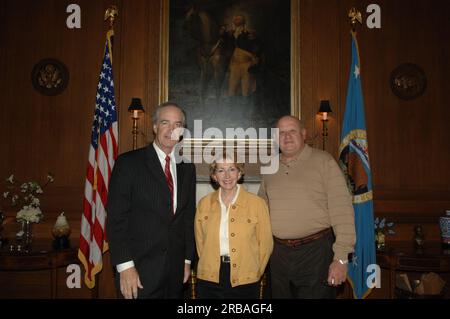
left=128, top=98, right=145, bottom=150
left=318, top=100, right=332, bottom=150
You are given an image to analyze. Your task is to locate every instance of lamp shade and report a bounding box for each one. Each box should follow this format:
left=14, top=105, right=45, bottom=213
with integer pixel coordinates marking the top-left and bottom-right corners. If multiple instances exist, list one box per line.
left=318, top=100, right=332, bottom=113
left=128, top=98, right=145, bottom=112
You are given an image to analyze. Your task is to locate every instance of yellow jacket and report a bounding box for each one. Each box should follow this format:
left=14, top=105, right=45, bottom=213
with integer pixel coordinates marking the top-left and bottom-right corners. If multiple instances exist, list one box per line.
left=195, top=186, right=273, bottom=287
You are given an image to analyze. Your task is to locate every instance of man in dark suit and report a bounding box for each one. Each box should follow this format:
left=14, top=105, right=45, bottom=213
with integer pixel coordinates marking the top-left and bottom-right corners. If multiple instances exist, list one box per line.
left=106, top=102, right=196, bottom=299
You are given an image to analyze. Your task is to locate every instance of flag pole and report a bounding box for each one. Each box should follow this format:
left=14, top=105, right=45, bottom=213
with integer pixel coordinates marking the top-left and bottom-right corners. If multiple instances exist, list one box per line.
left=348, top=7, right=362, bottom=34
left=93, top=6, right=118, bottom=193
left=104, top=5, right=119, bottom=150
left=348, top=8, right=362, bottom=75
left=104, top=5, right=118, bottom=62
left=105, top=5, right=118, bottom=29
left=348, top=7, right=362, bottom=31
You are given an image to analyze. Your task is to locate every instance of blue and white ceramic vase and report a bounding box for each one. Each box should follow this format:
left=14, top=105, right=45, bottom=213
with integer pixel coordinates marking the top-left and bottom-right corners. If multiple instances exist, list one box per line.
left=439, top=210, right=450, bottom=247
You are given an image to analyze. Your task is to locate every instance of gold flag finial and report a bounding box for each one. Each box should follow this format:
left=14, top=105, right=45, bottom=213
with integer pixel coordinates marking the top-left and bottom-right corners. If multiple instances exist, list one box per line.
left=104, top=5, right=119, bottom=29
left=348, top=7, right=362, bottom=31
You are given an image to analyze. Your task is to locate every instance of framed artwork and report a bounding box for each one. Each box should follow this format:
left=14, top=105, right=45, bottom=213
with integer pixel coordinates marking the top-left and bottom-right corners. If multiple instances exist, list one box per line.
left=159, top=0, right=300, bottom=144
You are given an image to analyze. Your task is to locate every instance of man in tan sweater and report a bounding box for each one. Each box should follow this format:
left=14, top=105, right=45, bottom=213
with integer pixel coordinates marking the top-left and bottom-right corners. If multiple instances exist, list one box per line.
left=258, top=116, right=356, bottom=298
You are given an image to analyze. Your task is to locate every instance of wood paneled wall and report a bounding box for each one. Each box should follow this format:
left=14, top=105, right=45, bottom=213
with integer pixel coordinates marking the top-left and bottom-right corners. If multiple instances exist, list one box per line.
left=1, top=0, right=449, bottom=298
left=300, top=0, right=450, bottom=243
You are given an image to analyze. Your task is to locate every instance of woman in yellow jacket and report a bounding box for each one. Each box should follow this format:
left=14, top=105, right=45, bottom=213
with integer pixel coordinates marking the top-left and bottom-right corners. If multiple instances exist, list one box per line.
left=195, top=155, right=273, bottom=298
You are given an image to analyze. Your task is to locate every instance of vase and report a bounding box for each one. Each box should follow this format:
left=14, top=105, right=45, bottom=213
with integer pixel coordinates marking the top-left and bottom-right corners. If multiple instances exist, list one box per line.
left=0, top=211, right=5, bottom=247
left=439, top=210, right=450, bottom=248
left=22, top=220, right=33, bottom=246
left=52, top=212, right=71, bottom=249
left=376, top=232, right=386, bottom=250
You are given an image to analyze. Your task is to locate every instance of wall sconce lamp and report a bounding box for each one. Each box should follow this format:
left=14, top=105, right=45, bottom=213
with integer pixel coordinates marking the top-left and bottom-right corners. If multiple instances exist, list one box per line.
left=128, top=98, right=145, bottom=150
left=318, top=100, right=332, bottom=150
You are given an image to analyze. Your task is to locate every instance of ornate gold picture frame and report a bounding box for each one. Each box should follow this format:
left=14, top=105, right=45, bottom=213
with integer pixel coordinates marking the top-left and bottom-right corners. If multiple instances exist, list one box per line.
left=159, top=0, right=300, bottom=148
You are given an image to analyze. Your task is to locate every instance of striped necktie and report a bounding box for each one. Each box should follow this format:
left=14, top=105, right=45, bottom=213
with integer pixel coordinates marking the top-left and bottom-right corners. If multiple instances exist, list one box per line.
left=164, top=155, right=174, bottom=213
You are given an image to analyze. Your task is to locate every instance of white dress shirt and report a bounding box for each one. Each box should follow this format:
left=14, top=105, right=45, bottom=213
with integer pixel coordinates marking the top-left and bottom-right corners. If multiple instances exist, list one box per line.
left=218, top=184, right=241, bottom=257
left=116, top=143, right=187, bottom=273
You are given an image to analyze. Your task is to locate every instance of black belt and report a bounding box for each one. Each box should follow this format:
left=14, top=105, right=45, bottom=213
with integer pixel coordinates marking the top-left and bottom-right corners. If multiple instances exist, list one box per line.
left=220, top=255, right=231, bottom=263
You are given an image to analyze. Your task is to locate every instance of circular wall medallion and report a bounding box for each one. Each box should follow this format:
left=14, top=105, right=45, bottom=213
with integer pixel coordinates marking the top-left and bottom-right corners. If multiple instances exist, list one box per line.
left=390, top=63, right=426, bottom=100
left=31, top=58, right=69, bottom=96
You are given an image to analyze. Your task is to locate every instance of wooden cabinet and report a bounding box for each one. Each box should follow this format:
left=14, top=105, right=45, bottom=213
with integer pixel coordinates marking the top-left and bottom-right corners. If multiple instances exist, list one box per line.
left=376, top=241, right=450, bottom=298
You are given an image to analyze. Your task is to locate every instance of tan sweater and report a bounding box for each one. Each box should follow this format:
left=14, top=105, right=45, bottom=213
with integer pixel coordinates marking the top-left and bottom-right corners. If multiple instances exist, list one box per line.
left=258, top=144, right=356, bottom=261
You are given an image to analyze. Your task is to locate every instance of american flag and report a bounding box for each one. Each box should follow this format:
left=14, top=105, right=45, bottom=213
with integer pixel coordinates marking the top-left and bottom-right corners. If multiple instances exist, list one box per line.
left=78, top=30, right=118, bottom=289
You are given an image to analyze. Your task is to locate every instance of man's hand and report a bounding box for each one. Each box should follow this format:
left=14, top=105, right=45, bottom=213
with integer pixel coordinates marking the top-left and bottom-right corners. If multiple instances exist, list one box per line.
left=183, top=263, right=191, bottom=284
left=327, top=260, right=347, bottom=286
left=120, top=267, right=143, bottom=299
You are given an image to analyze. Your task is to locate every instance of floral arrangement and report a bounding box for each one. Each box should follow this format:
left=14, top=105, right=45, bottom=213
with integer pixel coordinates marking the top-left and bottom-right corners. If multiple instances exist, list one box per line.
left=374, top=217, right=395, bottom=249
left=2, top=173, right=54, bottom=223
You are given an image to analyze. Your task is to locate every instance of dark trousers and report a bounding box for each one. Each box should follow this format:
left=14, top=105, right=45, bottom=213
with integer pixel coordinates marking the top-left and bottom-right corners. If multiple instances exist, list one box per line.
left=270, top=231, right=337, bottom=299
left=197, top=261, right=259, bottom=299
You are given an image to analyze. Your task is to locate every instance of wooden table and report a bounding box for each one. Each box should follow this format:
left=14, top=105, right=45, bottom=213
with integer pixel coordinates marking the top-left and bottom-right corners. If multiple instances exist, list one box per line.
left=0, top=238, right=93, bottom=298
left=376, top=241, right=450, bottom=298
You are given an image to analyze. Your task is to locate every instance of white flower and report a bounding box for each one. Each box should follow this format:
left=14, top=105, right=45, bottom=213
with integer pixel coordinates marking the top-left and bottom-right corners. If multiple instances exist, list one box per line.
left=3, top=173, right=54, bottom=218
left=30, top=214, right=40, bottom=223
left=16, top=206, right=42, bottom=223
left=31, top=197, right=40, bottom=207
left=21, top=183, right=28, bottom=192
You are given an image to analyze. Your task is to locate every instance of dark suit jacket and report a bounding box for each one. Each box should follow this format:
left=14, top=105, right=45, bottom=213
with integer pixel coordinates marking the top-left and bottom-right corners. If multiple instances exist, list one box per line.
left=106, top=143, right=196, bottom=298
